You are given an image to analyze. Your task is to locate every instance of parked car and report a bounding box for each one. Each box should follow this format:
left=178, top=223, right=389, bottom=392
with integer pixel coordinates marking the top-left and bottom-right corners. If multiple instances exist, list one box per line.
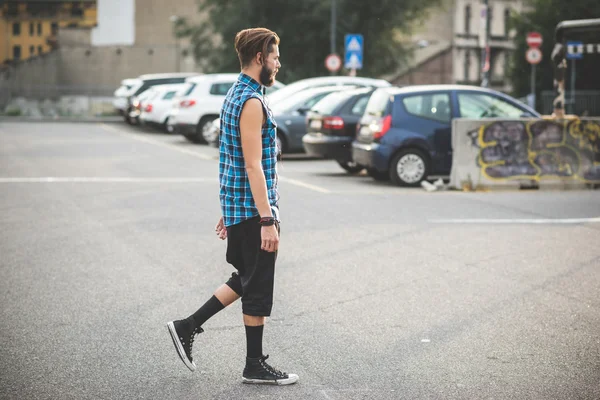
left=170, top=73, right=285, bottom=144
left=302, top=87, right=376, bottom=173
left=139, top=83, right=186, bottom=132
left=119, top=72, right=199, bottom=124
left=113, top=78, right=143, bottom=115
left=351, top=85, right=541, bottom=186
left=126, top=88, right=159, bottom=126
left=266, top=76, right=391, bottom=105
left=271, top=85, right=360, bottom=153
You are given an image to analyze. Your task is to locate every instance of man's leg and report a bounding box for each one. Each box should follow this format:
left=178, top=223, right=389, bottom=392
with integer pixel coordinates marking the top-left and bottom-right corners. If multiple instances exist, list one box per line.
left=167, top=274, right=243, bottom=372
left=239, top=220, right=298, bottom=385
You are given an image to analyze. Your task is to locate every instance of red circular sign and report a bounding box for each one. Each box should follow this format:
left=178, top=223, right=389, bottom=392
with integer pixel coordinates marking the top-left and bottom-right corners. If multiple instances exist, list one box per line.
left=526, top=32, right=543, bottom=48
left=526, top=47, right=542, bottom=64
left=325, top=54, right=342, bottom=72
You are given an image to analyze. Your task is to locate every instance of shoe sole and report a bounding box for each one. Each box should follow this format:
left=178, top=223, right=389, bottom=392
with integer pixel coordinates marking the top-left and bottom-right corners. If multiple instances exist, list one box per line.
left=242, top=374, right=299, bottom=386
left=166, top=321, right=196, bottom=372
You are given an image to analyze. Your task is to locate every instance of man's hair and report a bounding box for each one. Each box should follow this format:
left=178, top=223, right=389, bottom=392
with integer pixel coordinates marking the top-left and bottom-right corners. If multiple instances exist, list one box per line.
left=234, top=28, right=280, bottom=68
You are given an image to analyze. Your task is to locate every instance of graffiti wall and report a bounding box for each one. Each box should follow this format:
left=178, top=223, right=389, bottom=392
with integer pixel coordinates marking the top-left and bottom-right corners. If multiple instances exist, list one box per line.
left=449, top=118, right=600, bottom=190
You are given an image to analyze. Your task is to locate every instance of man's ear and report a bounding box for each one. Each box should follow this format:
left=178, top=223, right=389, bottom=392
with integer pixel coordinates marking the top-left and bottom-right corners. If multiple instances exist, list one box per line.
left=255, top=52, right=263, bottom=65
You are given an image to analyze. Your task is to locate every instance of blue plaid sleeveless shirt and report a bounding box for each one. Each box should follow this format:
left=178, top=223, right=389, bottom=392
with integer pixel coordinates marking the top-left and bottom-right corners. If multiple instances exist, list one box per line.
left=219, top=73, right=279, bottom=227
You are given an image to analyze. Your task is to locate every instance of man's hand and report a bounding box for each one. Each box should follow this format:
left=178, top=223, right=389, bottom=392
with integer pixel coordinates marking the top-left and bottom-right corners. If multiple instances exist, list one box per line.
left=215, top=217, right=227, bottom=240
left=261, top=225, right=279, bottom=252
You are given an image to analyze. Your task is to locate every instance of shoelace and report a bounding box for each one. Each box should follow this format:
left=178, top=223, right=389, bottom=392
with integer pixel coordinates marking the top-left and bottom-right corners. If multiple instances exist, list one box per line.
left=260, top=355, right=286, bottom=378
left=186, top=327, right=203, bottom=359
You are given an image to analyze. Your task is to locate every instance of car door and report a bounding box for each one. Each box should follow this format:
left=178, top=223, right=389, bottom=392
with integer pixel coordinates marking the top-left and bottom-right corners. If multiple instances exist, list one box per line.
left=398, top=91, right=453, bottom=174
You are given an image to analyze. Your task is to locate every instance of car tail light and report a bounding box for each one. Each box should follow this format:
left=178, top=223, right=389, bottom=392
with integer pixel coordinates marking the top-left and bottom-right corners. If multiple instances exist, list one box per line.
left=144, top=104, right=153, bottom=112
left=323, top=116, right=344, bottom=130
left=373, top=115, right=392, bottom=139
left=180, top=99, right=196, bottom=108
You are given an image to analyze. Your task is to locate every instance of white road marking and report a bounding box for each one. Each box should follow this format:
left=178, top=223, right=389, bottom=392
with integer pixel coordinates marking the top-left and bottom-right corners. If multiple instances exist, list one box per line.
left=99, top=123, right=213, bottom=160
left=0, top=177, right=216, bottom=183
left=430, top=217, right=600, bottom=224
left=100, top=124, right=332, bottom=194
left=278, top=176, right=332, bottom=194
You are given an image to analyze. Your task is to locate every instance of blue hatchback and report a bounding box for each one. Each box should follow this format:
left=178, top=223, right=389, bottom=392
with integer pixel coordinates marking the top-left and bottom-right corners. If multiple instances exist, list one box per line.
left=351, top=85, right=540, bottom=186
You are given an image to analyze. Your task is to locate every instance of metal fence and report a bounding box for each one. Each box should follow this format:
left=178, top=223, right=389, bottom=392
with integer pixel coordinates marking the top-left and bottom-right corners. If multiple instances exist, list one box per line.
left=541, top=90, right=600, bottom=116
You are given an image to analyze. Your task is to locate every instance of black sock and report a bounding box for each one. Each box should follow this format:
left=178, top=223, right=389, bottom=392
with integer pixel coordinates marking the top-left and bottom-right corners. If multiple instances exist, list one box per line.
left=187, top=296, right=224, bottom=329
left=245, top=325, right=264, bottom=359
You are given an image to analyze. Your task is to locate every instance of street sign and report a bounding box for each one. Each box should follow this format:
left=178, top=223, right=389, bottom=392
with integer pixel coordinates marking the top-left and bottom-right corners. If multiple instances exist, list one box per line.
left=526, top=32, right=543, bottom=48
left=325, top=53, right=342, bottom=72
left=344, top=34, right=363, bottom=70
left=526, top=47, right=542, bottom=64
left=566, top=41, right=584, bottom=60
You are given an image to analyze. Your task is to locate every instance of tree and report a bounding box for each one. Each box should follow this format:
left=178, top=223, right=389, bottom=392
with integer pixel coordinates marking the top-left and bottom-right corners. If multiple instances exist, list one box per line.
left=175, top=0, right=440, bottom=83
left=509, top=0, right=600, bottom=110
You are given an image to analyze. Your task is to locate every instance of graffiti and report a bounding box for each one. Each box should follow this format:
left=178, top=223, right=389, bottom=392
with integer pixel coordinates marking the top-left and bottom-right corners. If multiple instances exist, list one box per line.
left=467, top=119, right=600, bottom=182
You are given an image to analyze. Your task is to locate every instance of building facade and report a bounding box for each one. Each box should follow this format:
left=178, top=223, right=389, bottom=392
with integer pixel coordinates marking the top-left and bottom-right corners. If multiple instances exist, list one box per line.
left=391, top=0, right=526, bottom=93
left=0, top=0, right=97, bottom=64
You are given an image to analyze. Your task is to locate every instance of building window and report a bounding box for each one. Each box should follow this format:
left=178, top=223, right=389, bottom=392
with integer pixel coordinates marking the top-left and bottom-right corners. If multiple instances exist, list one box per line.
left=30, top=45, right=35, bottom=56
left=504, top=8, right=511, bottom=37
left=13, top=22, right=21, bottom=36
left=37, top=23, right=42, bottom=35
left=38, top=46, right=43, bottom=54
left=30, top=22, right=35, bottom=36
left=465, top=5, right=471, bottom=34
left=464, top=51, right=471, bottom=81
left=51, top=22, right=59, bottom=35
left=13, top=46, right=22, bottom=60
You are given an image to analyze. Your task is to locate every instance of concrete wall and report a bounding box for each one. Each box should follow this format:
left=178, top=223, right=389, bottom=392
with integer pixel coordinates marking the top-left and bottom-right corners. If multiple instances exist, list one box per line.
left=91, top=0, right=135, bottom=46
left=392, top=48, right=453, bottom=86
left=0, top=51, right=60, bottom=105
left=449, top=118, right=600, bottom=190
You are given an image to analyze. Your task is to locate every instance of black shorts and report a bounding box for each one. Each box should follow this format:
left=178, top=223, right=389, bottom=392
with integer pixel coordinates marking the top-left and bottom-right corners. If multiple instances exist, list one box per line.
left=224, top=216, right=279, bottom=317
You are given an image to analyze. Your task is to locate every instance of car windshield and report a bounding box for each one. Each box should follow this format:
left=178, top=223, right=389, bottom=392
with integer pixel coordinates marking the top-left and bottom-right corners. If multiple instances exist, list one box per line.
left=311, top=91, right=356, bottom=114
left=270, top=88, right=333, bottom=113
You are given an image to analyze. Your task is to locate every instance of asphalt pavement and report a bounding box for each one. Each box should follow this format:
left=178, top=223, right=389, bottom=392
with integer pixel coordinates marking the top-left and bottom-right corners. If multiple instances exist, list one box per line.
left=1, top=121, right=599, bottom=400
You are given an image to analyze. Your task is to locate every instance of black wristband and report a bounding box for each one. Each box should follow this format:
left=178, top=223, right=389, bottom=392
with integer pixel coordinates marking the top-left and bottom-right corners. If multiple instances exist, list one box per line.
left=259, top=216, right=276, bottom=226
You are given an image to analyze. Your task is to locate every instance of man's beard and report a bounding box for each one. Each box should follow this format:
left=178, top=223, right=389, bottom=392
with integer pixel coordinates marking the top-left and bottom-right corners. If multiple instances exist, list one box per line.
left=259, top=64, right=275, bottom=86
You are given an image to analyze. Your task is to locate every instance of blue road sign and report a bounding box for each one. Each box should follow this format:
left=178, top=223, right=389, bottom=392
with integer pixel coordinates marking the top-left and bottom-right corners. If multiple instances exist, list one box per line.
left=344, top=34, right=363, bottom=69
left=566, top=41, right=584, bottom=60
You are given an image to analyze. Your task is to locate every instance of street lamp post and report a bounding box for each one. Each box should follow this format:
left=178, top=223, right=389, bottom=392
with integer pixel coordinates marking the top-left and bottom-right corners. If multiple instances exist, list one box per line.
left=170, top=15, right=181, bottom=72
left=330, top=0, right=336, bottom=75
left=479, top=0, right=490, bottom=88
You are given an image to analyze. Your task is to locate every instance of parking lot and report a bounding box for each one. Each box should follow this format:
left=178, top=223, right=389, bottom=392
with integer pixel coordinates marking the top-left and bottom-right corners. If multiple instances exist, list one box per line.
left=1, top=121, right=599, bottom=400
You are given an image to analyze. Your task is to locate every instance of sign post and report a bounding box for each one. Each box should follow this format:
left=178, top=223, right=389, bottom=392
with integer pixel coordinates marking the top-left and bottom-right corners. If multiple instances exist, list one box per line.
left=344, top=34, right=363, bottom=76
left=526, top=32, right=543, bottom=109
left=566, top=41, right=583, bottom=114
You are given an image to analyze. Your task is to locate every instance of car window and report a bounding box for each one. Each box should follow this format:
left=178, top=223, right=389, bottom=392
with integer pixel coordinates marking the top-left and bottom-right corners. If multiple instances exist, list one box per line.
left=351, top=95, right=370, bottom=115
left=458, top=93, right=525, bottom=118
left=209, top=82, right=234, bottom=95
left=402, top=93, right=451, bottom=123
left=163, top=91, right=177, bottom=100
left=311, top=91, right=354, bottom=114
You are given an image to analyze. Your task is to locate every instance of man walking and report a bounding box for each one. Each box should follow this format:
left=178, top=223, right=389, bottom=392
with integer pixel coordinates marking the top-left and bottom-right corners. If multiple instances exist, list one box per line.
left=167, top=27, right=298, bottom=386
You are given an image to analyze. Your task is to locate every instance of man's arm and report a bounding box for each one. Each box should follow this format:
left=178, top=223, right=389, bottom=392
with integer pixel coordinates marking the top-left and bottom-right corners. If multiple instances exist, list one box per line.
left=239, top=98, right=272, bottom=218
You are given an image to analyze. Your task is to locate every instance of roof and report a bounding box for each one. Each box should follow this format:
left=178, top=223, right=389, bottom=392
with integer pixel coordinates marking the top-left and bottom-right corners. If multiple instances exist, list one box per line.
left=137, top=72, right=200, bottom=80
left=379, top=84, right=505, bottom=95
left=186, top=73, right=240, bottom=83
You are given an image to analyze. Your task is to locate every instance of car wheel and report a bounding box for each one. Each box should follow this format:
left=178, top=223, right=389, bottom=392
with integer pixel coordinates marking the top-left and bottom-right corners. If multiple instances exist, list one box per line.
left=367, top=168, right=390, bottom=181
left=164, top=117, right=174, bottom=134
left=337, top=160, right=364, bottom=174
left=200, top=118, right=219, bottom=144
left=389, top=148, right=429, bottom=187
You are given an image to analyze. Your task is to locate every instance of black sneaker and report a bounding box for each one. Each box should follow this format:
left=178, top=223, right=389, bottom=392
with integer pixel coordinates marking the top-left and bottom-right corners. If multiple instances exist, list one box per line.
left=166, top=319, right=203, bottom=372
left=242, top=355, right=299, bottom=385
